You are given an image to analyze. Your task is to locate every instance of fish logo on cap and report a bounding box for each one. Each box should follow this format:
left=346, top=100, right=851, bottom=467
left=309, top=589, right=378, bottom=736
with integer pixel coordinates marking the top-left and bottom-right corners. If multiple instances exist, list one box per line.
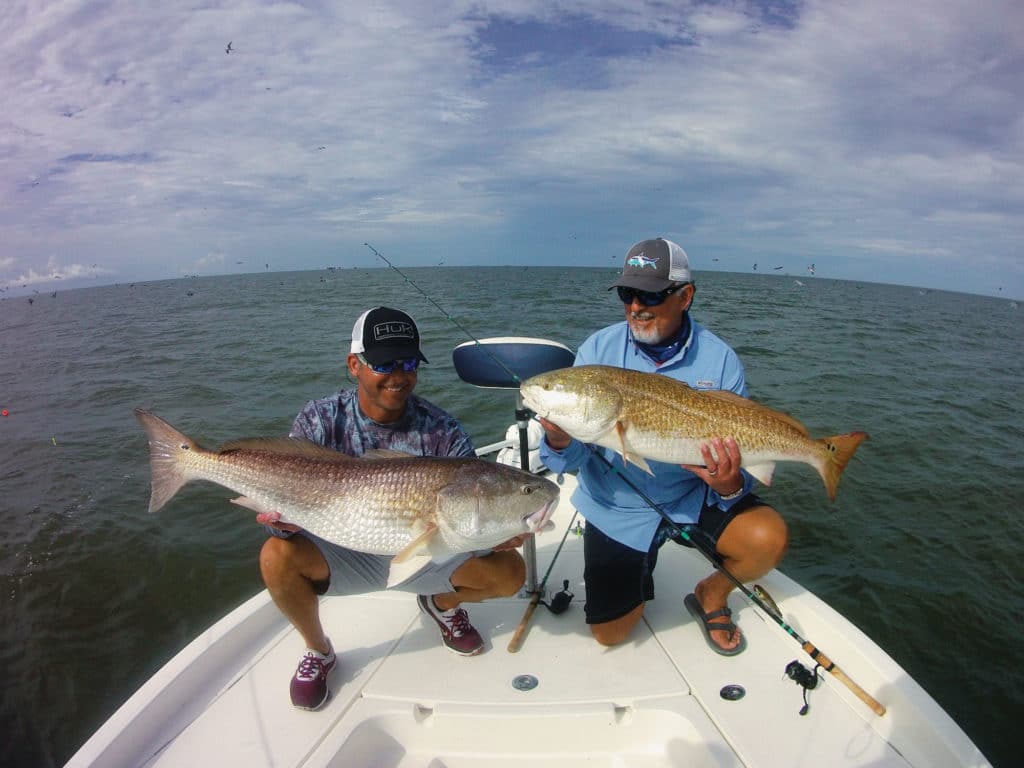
left=627, top=252, right=659, bottom=269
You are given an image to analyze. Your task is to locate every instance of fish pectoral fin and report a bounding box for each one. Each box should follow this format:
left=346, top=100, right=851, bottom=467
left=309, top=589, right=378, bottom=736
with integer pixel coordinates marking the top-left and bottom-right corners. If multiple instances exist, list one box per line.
left=627, top=454, right=654, bottom=475
left=388, top=523, right=444, bottom=588
left=386, top=555, right=434, bottom=588
left=392, top=524, right=440, bottom=564
left=745, top=462, right=775, bottom=486
left=229, top=496, right=276, bottom=514
left=614, top=422, right=655, bottom=476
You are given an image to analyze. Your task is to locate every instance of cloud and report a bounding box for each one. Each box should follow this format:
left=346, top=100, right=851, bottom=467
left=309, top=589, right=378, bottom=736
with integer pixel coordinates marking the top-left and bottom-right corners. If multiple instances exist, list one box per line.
left=0, top=0, right=1021, bottom=298
left=188, top=251, right=227, bottom=274
left=5, top=256, right=110, bottom=287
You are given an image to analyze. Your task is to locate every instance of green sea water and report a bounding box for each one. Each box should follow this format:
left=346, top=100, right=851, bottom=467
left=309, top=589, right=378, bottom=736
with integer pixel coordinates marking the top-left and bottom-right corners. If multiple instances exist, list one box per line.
left=1, top=267, right=1021, bottom=767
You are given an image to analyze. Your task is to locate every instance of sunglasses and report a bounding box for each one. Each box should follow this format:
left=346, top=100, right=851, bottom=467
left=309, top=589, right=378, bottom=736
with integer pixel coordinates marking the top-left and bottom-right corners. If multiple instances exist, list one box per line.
left=616, top=284, right=686, bottom=307
left=358, top=355, right=421, bottom=374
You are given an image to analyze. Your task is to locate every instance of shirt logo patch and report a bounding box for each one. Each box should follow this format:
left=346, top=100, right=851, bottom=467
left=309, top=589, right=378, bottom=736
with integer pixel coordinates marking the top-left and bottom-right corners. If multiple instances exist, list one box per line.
left=695, top=379, right=716, bottom=389
left=373, top=321, right=414, bottom=341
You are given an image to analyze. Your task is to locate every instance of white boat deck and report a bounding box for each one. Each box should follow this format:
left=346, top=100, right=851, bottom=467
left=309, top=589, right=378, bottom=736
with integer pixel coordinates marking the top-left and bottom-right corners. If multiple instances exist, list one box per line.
left=68, top=473, right=989, bottom=768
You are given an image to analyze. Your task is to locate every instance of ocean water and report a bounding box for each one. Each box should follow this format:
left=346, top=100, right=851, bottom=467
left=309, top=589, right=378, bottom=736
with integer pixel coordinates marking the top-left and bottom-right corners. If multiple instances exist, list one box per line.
left=1, top=266, right=1021, bottom=767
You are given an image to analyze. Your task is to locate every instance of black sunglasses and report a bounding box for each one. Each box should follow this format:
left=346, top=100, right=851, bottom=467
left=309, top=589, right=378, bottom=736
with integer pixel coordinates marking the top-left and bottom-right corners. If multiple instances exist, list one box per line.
left=359, top=355, right=421, bottom=374
left=616, top=284, right=687, bottom=307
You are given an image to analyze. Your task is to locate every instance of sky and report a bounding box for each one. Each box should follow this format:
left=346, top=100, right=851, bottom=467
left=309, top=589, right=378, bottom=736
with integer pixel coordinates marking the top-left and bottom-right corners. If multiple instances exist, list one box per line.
left=2, top=0, right=1023, bottom=299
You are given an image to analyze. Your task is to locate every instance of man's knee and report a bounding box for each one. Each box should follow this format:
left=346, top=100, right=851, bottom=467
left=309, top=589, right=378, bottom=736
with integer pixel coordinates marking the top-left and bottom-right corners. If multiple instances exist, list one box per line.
left=590, top=623, right=626, bottom=647
left=259, top=535, right=326, bottom=585
left=492, top=550, right=526, bottom=596
left=721, top=505, right=788, bottom=566
left=751, top=506, right=789, bottom=564
left=589, top=604, right=644, bottom=646
left=259, top=536, right=287, bottom=582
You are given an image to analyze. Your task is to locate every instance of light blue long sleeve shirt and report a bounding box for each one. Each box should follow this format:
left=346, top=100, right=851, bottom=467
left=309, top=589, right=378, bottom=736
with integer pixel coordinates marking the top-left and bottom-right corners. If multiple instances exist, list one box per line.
left=539, top=317, right=755, bottom=553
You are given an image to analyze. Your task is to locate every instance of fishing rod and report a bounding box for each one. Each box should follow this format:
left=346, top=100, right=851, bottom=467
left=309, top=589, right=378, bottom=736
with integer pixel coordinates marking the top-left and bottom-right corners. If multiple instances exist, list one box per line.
left=364, top=243, right=877, bottom=707
left=507, top=509, right=578, bottom=653
left=366, top=243, right=579, bottom=639
left=588, top=447, right=886, bottom=717
left=364, top=243, right=523, bottom=384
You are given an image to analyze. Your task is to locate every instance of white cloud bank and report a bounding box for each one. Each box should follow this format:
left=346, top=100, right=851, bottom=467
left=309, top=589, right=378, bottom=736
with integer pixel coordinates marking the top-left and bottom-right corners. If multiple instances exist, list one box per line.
left=1, top=0, right=1021, bottom=298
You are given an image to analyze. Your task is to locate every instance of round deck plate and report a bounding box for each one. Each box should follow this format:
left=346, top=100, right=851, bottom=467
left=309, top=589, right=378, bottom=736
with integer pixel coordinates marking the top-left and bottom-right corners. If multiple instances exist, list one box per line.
left=720, top=684, right=746, bottom=701
left=512, top=674, right=539, bottom=691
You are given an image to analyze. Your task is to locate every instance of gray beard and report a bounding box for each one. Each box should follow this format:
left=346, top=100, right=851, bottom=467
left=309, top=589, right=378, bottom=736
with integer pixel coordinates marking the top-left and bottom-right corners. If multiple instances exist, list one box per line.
left=628, top=313, right=664, bottom=344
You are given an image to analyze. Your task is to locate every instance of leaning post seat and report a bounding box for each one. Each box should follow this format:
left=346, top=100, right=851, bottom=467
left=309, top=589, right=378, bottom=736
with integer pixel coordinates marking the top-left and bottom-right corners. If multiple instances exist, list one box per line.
left=452, top=337, right=575, bottom=595
left=452, top=337, right=575, bottom=389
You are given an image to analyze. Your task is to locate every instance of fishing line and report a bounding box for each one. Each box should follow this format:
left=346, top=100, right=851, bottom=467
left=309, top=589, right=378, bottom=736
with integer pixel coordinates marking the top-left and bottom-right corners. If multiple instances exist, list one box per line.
left=535, top=508, right=578, bottom=612
left=364, top=242, right=523, bottom=384
left=362, top=246, right=883, bottom=712
left=362, top=243, right=578, bottom=651
left=507, top=509, right=578, bottom=653
left=587, top=446, right=886, bottom=717
left=587, top=447, right=789, bottom=621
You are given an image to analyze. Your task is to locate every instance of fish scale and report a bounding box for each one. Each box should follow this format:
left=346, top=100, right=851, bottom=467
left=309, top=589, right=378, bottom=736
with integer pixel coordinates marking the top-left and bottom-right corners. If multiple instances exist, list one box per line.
left=520, top=365, right=868, bottom=501
left=177, top=444, right=454, bottom=551
left=135, top=410, right=559, bottom=568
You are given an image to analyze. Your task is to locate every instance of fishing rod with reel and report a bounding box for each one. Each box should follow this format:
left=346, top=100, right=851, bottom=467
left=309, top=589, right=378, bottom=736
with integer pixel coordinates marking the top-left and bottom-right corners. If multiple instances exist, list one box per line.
left=365, top=243, right=581, bottom=643
left=365, top=242, right=884, bottom=717
left=586, top=446, right=886, bottom=717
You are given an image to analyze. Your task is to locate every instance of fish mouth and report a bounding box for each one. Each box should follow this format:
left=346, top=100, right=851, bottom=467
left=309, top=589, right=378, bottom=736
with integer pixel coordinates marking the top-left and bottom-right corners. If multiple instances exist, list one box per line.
left=519, top=390, right=547, bottom=418
left=525, top=499, right=557, bottom=532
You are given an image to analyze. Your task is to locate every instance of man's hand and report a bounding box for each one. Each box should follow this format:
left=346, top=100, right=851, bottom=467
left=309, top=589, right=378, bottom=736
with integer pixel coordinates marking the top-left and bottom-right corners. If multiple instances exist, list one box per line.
left=537, top=417, right=572, bottom=450
left=256, top=511, right=302, bottom=534
left=681, top=436, right=744, bottom=497
left=493, top=533, right=531, bottom=551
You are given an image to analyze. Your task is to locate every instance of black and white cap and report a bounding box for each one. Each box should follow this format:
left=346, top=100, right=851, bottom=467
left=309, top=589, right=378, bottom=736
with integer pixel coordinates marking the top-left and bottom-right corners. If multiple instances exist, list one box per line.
left=350, top=307, right=429, bottom=366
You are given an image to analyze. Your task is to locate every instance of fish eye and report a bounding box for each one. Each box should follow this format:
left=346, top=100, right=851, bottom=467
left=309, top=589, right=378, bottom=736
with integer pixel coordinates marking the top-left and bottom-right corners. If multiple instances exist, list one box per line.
left=180, top=443, right=189, bottom=450
left=522, top=485, right=534, bottom=494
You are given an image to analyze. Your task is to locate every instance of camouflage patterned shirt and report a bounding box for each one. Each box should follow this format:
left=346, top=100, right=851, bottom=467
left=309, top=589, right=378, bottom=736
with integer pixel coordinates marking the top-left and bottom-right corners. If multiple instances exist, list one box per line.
left=289, top=388, right=475, bottom=459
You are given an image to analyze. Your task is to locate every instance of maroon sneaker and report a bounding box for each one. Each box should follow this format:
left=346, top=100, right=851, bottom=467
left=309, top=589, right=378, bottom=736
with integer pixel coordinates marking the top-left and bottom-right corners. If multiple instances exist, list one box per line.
left=289, top=641, right=336, bottom=711
left=417, top=594, right=484, bottom=656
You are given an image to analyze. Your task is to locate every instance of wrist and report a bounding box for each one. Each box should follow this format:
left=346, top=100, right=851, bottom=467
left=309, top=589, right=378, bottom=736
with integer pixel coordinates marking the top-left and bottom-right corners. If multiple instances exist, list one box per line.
left=718, top=484, right=746, bottom=501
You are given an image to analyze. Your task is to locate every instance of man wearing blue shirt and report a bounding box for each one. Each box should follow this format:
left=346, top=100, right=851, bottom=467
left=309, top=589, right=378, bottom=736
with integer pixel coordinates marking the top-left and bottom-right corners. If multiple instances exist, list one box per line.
left=538, top=239, right=788, bottom=656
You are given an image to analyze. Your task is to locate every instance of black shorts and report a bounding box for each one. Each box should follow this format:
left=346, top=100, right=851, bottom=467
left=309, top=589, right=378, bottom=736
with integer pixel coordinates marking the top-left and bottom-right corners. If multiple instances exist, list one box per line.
left=582, top=494, right=766, bottom=625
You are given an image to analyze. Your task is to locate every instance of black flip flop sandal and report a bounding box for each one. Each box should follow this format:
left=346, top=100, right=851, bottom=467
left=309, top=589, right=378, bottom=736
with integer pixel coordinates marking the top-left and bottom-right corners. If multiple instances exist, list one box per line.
left=684, top=593, right=747, bottom=656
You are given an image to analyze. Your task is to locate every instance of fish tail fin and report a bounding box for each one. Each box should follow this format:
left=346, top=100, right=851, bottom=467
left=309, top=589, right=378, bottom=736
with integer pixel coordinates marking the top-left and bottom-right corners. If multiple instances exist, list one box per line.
left=819, top=431, right=869, bottom=501
left=134, top=409, right=197, bottom=512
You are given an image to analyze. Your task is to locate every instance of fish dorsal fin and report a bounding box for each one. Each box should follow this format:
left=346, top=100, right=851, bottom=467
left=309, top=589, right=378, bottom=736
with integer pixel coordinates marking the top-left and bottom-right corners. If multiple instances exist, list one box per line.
left=219, top=437, right=355, bottom=460
left=362, top=448, right=418, bottom=460
left=699, top=390, right=810, bottom=437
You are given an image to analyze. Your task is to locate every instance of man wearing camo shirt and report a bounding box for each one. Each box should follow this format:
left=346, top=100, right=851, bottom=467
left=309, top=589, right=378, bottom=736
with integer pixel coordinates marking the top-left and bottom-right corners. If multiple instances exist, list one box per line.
left=259, top=307, right=527, bottom=711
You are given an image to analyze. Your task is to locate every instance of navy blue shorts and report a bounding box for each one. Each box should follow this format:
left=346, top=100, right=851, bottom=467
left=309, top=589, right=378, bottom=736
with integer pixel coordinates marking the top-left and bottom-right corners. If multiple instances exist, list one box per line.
left=582, top=494, right=766, bottom=625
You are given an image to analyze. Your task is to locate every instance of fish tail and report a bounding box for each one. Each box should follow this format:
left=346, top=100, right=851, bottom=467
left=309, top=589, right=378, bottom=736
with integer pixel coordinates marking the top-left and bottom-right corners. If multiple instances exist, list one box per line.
left=134, top=409, right=197, bottom=512
left=819, top=431, right=869, bottom=501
